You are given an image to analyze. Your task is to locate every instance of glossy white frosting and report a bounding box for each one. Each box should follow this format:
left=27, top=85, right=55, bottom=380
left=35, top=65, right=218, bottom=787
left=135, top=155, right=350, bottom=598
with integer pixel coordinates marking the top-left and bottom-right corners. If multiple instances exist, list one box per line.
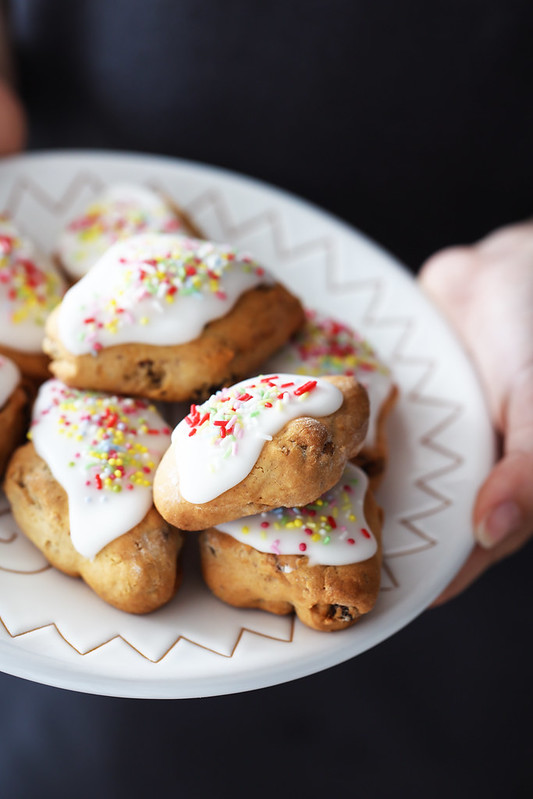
left=30, top=380, right=172, bottom=559
left=172, top=374, right=344, bottom=504
left=265, top=310, right=393, bottom=446
left=218, top=463, right=377, bottom=566
left=0, top=354, right=21, bottom=407
left=56, top=233, right=271, bottom=354
left=56, top=183, right=186, bottom=279
left=0, top=214, right=66, bottom=352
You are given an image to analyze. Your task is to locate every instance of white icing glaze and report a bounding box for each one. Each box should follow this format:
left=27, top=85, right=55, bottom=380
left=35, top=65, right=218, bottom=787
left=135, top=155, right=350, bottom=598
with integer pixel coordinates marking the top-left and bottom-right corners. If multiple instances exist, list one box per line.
left=264, top=310, right=393, bottom=447
left=56, top=233, right=271, bottom=354
left=30, top=380, right=172, bottom=559
left=172, top=374, right=344, bottom=504
left=0, top=214, right=66, bottom=352
left=0, top=354, right=21, bottom=407
left=56, top=183, right=186, bottom=279
left=217, top=463, right=377, bottom=566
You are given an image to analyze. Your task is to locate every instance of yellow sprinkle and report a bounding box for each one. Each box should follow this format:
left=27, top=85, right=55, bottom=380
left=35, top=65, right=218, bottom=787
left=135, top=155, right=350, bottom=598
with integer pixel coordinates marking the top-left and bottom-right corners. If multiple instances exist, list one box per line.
left=242, top=526, right=250, bottom=534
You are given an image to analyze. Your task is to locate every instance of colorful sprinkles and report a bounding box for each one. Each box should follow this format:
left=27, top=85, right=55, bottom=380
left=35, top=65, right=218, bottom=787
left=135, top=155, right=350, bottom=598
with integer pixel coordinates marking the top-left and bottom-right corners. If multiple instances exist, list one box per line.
left=70, top=235, right=265, bottom=355
left=59, top=185, right=183, bottom=274
left=275, top=309, right=390, bottom=378
left=0, top=214, right=65, bottom=329
left=181, top=374, right=318, bottom=465
left=31, top=381, right=171, bottom=497
left=218, top=463, right=377, bottom=566
left=173, top=373, right=344, bottom=505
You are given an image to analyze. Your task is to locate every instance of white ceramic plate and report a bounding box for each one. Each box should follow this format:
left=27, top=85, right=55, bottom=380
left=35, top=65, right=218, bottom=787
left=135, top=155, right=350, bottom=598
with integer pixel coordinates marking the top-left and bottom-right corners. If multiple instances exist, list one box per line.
left=0, top=151, right=494, bottom=698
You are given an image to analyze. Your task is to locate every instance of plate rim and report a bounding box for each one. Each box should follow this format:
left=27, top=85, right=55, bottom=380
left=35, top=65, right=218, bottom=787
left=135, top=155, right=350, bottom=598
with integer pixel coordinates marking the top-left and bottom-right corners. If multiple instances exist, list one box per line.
left=0, top=148, right=496, bottom=698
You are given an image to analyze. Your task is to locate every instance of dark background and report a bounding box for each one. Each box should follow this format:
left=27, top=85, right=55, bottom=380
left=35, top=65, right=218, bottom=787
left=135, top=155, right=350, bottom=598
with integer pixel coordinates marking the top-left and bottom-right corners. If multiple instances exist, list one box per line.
left=1, top=1, right=532, bottom=796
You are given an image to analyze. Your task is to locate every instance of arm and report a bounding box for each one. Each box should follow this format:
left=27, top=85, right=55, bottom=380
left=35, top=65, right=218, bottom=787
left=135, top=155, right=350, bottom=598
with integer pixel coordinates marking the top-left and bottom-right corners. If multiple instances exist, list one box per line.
left=0, top=2, right=26, bottom=154
left=419, top=220, right=533, bottom=603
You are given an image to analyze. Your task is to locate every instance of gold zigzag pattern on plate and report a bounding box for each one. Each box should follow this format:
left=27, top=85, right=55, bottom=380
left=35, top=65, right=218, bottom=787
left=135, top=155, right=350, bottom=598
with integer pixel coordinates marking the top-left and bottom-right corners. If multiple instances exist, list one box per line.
left=0, top=171, right=465, bottom=660
left=0, top=613, right=295, bottom=662
left=5, top=172, right=106, bottom=218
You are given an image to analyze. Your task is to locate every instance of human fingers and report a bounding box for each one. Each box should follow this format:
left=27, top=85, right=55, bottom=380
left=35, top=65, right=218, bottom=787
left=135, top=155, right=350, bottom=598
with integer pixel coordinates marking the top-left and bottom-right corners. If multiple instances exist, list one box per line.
left=0, top=79, right=26, bottom=155
left=421, top=250, right=533, bottom=603
left=472, top=363, right=533, bottom=552
left=431, top=362, right=533, bottom=606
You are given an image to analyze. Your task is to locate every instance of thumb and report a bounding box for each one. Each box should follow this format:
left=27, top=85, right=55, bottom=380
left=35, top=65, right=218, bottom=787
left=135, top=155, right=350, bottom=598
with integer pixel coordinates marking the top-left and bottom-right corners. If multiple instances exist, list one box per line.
left=474, top=363, right=533, bottom=553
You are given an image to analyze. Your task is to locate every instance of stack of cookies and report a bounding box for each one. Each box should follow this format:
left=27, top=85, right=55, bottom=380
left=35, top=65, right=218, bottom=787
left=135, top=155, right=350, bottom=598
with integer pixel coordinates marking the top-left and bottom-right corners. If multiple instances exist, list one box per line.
left=1, top=184, right=397, bottom=630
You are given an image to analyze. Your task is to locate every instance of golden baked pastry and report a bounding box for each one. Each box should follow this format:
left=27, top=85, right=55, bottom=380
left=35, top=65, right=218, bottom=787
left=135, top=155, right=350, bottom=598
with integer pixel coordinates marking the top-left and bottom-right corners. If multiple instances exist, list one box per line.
left=5, top=444, right=183, bottom=614
left=4, top=380, right=183, bottom=613
left=154, top=374, right=369, bottom=530
left=199, top=463, right=382, bottom=631
left=44, top=234, right=305, bottom=401
left=263, top=309, right=398, bottom=485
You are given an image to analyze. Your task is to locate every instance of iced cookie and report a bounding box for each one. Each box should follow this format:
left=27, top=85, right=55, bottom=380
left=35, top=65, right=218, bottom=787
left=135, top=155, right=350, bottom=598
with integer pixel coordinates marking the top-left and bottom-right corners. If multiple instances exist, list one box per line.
left=55, top=183, right=203, bottom=281
left=264, top=310, right=398, bottom=482
left=44, top=233, right=305, bottom=401
left=0, top=214, right=66, bottom=379
left=4, top=380, right=183, bottom=614
left=153, top=373, right=369, bottom=530
left=0, top=355, right=27, bottom=477
left=199, top=463, right=382, bottom=631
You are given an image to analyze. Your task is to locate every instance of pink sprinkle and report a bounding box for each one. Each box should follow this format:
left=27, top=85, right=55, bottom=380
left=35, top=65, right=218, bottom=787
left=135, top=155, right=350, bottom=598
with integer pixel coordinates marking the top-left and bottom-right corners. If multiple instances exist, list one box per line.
left=271, top=539, right=281, bottom=555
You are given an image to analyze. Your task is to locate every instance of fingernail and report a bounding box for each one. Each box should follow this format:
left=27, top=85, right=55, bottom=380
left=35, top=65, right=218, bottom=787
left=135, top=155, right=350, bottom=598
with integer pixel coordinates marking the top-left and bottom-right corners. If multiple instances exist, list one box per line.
left=476, top=501, right=522, bottom=548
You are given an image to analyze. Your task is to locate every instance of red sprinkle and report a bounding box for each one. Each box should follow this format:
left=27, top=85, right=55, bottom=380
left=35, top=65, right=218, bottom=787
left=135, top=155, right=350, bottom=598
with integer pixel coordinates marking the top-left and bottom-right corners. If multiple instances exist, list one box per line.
left=347, top=538, right=355, bottom=545
left=95, top=474, right=103, bottom=490
left=299, top=543, right=307, bottom=552
left=361, top=528, right=371, bottom=539
left=327, top=515, right=337, bottom=529
left=294, top=380, right=317, bottom=396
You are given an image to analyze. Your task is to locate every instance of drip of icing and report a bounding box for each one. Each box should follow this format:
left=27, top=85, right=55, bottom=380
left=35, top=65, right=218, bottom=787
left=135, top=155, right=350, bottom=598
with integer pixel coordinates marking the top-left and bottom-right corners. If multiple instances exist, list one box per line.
left=0, top=214, right=66, bottom=352
left=264, top=309, right=392, bottom=447
left=30, top=379, right=171, bottom=559
left=56, top=183, right=186, bottom=279
left=57, top=233, right=271, bottom=355
left=0, top=354, right=21, bottom=407
left=172, top=373, right=343, bottom=504
left=218, top=463, right=377, bottom=566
